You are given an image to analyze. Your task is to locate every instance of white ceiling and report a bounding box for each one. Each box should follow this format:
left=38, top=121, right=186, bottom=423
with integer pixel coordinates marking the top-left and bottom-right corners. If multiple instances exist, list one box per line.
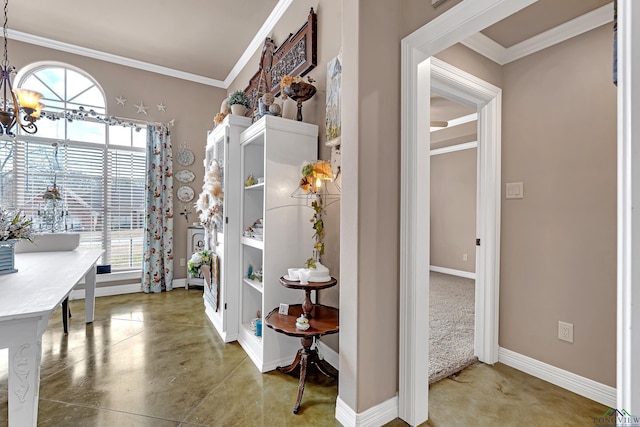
left=3, top=0, right=613, bottom=92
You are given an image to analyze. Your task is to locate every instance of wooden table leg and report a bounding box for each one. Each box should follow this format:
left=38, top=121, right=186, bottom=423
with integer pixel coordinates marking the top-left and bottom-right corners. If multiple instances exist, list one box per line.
left=61, top=297, right=69, bottom=335
left=301, top=289, right=314, bottom=318
left=277, top=348, right=303, bottom=374
left=311, top=358, right=338, bottom=381
left=293, top=336, right=313, bottom=414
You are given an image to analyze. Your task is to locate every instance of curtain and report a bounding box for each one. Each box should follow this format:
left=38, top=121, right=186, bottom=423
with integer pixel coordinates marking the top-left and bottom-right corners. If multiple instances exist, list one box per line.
left=142, top=125, right=174, bottom=293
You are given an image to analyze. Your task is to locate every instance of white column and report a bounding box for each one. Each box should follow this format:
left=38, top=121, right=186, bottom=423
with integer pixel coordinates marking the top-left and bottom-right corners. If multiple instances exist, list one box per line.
left=617, top=0, right=640, bottom=415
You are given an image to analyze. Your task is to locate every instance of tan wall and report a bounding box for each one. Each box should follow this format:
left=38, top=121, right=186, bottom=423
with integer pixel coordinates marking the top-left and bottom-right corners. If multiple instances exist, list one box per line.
left=11, top=40, right=226, bottom=282
left=430, top=147, right=477, bottom=272
left=339, top=0, right=465, bottom=412
left=500, top=24, right=617, bottom=386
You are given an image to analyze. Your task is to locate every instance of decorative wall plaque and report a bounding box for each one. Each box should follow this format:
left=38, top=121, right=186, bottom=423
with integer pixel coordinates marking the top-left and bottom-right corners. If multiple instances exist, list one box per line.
left=244, top=8, right=317, bottom=117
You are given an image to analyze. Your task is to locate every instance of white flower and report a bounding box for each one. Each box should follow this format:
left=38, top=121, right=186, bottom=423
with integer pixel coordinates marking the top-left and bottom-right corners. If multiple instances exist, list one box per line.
left=190, top=253, right=203, bottom=265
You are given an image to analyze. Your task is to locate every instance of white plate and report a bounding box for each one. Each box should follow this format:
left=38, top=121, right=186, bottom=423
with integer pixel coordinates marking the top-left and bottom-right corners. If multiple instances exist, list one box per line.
left=283, top=275, right=300, bottom=282
left=177, top=185, right=195, bottom=202
left=176, top=148, right=195, bottom=166
left=309, top=276, right=332, bottom=283
left=175, top=169, right=195, bottom=183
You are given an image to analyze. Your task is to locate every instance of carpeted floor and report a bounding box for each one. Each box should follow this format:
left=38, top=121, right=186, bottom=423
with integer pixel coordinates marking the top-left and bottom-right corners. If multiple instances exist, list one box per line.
left=429, top=271, right=478, bottom=384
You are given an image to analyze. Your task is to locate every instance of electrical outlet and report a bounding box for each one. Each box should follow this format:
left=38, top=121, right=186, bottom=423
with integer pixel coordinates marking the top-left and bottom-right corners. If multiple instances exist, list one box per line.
left=558, top=321, right=574, bottom=343
left=463, top=253, right=468, bottom=261
left=179, top=258, right=185, bottom=267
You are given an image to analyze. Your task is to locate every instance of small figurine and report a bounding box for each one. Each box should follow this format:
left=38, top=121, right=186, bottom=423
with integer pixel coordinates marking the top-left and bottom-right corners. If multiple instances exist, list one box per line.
left=245, top=174, right=256, bottom=187
left=296, top=315, right=310, bottom=330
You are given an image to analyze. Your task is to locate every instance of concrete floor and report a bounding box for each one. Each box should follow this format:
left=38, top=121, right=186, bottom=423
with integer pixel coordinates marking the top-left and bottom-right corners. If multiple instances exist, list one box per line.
left=0, top=289, right=608, bottom=426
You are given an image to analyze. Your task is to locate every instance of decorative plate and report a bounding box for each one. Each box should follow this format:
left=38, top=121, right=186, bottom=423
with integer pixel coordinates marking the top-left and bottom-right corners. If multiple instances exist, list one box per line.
left=176, top=148, right=195, bottom=166
left=177, top=185, right=195, bottom=202
left=175, top=169, right=195, bottom=183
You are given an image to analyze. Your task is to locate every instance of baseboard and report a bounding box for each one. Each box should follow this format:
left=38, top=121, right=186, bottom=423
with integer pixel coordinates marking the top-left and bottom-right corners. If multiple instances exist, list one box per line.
left=429, top=265, right=476, bottom=280
left=317, top=340, right=339, bottom=371
left=498, top=347, right=616, bottom=408
left=69, top=278, right=189, bottom=300
left=335, top=395, right=398, bottom=427
left=69, top=283, right=141, bottom=300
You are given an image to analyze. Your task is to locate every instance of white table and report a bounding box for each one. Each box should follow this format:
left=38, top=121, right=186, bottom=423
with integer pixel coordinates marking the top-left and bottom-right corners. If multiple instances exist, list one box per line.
left=0, top=249, right=103, bottom=427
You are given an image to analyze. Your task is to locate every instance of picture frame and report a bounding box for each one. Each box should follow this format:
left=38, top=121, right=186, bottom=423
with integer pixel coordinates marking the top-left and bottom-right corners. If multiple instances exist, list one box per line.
left=325, top=53, right=342, bottom=148
left=279, top=303, right=289, bottom=315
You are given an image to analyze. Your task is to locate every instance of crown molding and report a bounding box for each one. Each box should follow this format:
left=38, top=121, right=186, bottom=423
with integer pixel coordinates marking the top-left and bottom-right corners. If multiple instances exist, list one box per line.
left=224, top=0, right=294, bottom=88
left=7, top=29, right=226, bottom=88
left=460, top=32, right=507, bottom=64
left=429, top=141, right=478, bottom=156
left=461, top=2, right=614, bottom=65
left=502, top=2, right=613, bottom=64
left=5, top=0, right=295, bottom=89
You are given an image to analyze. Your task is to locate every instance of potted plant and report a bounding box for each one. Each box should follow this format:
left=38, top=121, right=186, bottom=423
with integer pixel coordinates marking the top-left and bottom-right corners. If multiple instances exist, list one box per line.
left=0, top=209, right=34, bottom=274
left=227, top=90, right=251, bottom=116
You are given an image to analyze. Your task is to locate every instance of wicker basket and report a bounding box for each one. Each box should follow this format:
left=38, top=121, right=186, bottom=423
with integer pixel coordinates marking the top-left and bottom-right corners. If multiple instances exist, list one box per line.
left=0, top=240, right=18, bottom=275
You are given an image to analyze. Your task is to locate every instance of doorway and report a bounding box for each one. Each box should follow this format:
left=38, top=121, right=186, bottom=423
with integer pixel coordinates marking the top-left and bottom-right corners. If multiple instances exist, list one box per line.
left=400, top=51, right=503, bottom=424
left=429, top=95, right=479, bottom=383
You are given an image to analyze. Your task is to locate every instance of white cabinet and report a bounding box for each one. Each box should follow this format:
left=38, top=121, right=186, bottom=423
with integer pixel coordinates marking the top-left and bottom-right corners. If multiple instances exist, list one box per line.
left=203, top=114, right=252, bottom=342
left=238, top=115, right=318, bottom=372
left=186, top=225, right=205, bottom=289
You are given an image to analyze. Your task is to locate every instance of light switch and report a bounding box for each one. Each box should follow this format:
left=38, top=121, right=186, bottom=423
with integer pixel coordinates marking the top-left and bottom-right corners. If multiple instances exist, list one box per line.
left=506, top=182, right=523, bottom=199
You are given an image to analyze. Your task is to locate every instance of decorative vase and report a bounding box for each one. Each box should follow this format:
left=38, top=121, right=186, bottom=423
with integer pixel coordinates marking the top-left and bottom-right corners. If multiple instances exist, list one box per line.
left=283, top=82, right=317, bottom=121
left=230, top=104, right=247, bottom=116
left=0, top=239, right=18, bottom=275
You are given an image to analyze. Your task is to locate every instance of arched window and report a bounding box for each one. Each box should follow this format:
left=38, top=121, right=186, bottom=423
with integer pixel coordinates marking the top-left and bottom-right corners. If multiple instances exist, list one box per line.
left=0, top=63, right=146, bottom=271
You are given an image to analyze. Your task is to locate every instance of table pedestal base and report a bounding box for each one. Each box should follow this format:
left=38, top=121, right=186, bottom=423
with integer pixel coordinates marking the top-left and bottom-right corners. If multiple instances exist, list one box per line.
left=277, top=336, right=337, bottom=414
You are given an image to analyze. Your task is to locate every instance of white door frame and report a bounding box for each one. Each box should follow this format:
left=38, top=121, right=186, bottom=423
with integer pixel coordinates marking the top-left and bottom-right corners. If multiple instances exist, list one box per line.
left=617, top=0, right=640, bottom=415
left=399, top=1, right=537, bottom=425
left=399, top=54, right=502, bottom=427
left=430, top=58, right=503, bottom=366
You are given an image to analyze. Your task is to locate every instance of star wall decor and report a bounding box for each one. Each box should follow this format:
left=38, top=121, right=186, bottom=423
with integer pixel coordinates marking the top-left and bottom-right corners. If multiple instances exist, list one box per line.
left=157, top=103, right=167, bottom=112
left=116, top=96, right=127, bottom=106
left=134, top=101, right=149, bottom=115
left=168, top=119, right=175, bottom=126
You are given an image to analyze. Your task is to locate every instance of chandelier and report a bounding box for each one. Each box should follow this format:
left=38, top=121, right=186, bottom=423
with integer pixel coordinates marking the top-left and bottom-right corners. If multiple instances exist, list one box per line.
left=0, top=0, right=44, bottom=136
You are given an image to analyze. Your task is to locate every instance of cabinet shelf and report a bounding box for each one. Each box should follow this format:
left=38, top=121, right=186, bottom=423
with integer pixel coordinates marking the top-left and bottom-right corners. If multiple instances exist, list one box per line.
left=241, top=236, right=264, bottom=250
left=202, top=114, right=252, bottom=343
left=238, top=115, right=318, bottom=372
left=244, top=183, right=264, bottom=190
left=243, top=277, right=264, bottom=293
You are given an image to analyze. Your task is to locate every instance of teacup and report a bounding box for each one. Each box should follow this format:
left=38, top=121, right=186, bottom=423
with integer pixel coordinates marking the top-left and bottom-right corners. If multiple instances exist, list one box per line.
left=287, top=268, right=300, bottom=280
left=298, top=269, right=311, bottom=284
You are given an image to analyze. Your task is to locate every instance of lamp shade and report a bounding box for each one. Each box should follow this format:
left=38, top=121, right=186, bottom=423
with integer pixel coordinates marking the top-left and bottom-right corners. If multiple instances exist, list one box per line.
left=30, top=103, right=45, bottom=119
left=12, top=88, right=43, bottom=111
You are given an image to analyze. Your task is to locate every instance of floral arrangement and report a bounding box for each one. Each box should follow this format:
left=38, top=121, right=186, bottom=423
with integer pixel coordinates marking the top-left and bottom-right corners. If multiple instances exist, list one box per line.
left=214, top=112, right=227, bottom=125
left=195, top=160, right=223, bottom=229
left=298, top=160, right=333, bottom=194
left=0, top=209, right=34, bottom=242
left=298, top=160, right=333, bottom=268
left=187, top=249, right=212, bottom=276
left=279, top=75, right=316, bottom=100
